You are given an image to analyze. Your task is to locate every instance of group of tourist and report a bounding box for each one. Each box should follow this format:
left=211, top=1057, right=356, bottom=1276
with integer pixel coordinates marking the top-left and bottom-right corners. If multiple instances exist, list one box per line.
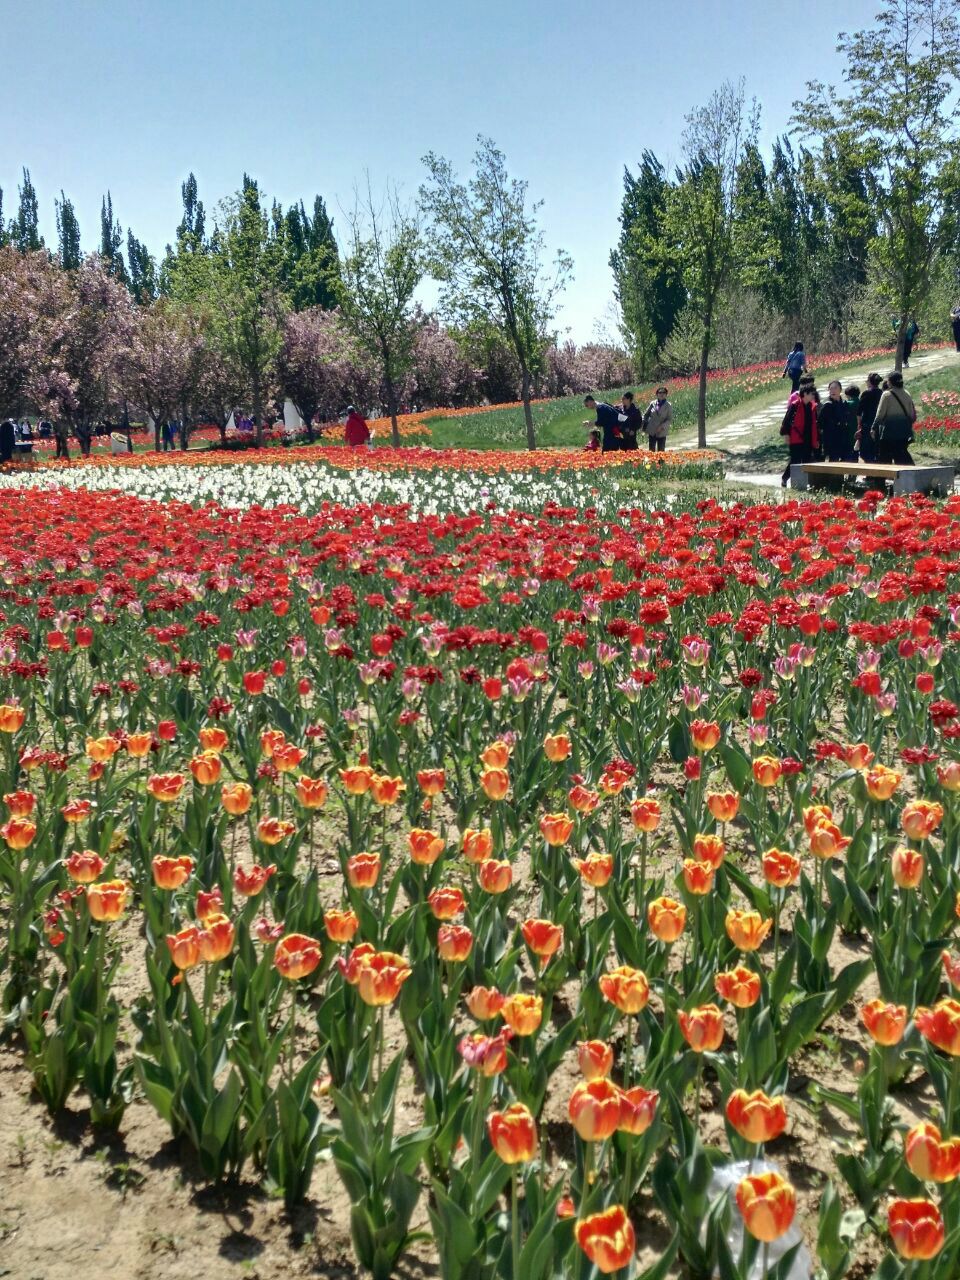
left=780, top=368, right=917, bottom=487
left=582, top=389, right=673, bottom=453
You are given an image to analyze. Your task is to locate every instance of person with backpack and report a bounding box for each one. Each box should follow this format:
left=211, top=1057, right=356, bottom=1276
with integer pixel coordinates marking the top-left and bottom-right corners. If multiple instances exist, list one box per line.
left=951, top=305, right=960, bottom=353
left=782, top=343, right=807, bottom=393
left=873, top=371, right=916, bottom=465
left=582, top=396, right=625, bottom=453
left=780, top=384, right=819, bottom=487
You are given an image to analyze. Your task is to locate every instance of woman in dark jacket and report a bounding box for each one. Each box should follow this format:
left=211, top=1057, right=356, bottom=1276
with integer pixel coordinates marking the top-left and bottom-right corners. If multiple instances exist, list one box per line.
left=857, top=373, right=883, bottom=463
left=619, top=392, right=642, bottom=451
left=780, top=385, right=819, bottom=487
left=0, top=419, right=14, bottom=464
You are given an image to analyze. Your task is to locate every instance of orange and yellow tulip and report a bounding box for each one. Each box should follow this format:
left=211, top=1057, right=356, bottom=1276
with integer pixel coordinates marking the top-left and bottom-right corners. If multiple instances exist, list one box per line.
left=736, top=1172, right=796, bottom=1242
left=575, top=1205, right=636, bottom=1275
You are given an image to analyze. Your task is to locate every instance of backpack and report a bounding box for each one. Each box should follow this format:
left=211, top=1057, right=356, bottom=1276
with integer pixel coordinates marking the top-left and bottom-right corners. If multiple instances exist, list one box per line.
left=786, top=350, right=805, bottom=375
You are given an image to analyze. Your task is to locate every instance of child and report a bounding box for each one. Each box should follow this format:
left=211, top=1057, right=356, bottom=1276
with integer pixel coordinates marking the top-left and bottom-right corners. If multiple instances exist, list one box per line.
left=584, top=429, right=601, bottom=452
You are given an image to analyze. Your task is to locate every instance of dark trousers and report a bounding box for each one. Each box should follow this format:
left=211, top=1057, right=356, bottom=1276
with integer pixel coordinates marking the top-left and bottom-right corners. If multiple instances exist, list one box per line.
left=78, top=436, right=91, bottom=457
left=903, top=336, right=914, bottom=364
left=782, top=442, right=810, bottom=485
left=952, top=319, right=960, bottom=352
left=877, top=440, right=914, bottom=466
left=647, top=436, right=665, bottom=452
left=55, top=436, right=70, bottom=459
left=789, top=373, right=801, bottom=393
left=860, top=429, right=878, bottom=463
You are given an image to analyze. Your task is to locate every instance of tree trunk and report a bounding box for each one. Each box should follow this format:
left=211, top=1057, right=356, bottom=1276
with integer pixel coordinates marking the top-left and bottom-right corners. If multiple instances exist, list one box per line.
left=697, top=323, right=711, bottom=450
left=253, top=381, right=264, bottom=448
left=179, top=397, right=189, bottom=452
left=521, top=367, right=536, bottom=450
left=153, top=415, right=161, bottom=452
left=386, top=376, right=399, bottom=448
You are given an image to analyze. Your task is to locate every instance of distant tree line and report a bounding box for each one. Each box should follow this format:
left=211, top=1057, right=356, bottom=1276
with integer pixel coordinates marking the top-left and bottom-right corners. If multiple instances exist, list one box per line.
left=2, top=0, right=956, bottom=450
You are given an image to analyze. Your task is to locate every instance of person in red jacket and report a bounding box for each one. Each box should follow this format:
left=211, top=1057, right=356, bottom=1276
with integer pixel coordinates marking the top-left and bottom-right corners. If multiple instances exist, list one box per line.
left=780, top=385, right=819, bottom=487
left=344, top=406, right=371, bottom=449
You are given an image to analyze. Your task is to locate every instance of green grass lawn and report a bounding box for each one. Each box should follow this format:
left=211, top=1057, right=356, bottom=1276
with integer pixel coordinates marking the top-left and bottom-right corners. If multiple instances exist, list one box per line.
left=425, top=351, right=947, bottom=453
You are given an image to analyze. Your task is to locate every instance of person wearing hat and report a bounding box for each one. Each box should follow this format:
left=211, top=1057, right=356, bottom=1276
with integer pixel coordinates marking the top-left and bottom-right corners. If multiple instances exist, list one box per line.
left=873, top=371, right=917, bottom=466
left=344, top=405, right=371, bottom=449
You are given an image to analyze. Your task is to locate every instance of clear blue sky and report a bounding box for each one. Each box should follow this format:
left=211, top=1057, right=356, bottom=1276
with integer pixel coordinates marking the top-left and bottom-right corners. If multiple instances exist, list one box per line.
left=3, top=0, right=880, bottom=341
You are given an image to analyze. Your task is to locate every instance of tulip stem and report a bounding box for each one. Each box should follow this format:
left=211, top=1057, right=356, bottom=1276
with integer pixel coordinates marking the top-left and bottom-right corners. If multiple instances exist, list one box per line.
left=693, top=1057, right=704, bottom=1141
left=761, top=1241, right=770, bottom=1280
left=511, top=1166, right=520, bottom=1280
left=773, top=891, right=781, bottom=969
left=378, top=1005, right=385, bottom=1088
left=471, top=1073, right=490, bottom=1174
left=582, top=1140, right=594, bottom=1208
left=624, top=1015, right=633, bottom=1088
left=622, top=1137, right=633, bottom=1208
left=946, top=1055, right=960, bottom=1138
left=287, top=984, right=297, bottom=1082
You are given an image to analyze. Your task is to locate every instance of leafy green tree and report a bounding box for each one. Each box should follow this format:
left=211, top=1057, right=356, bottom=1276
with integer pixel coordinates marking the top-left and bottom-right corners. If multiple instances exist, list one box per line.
left=421, top=137, right=571, bottom=450
left=177, top=173, right=206, bottom=249
left=795, top=0, right=960, bottom=369
left=337, top=184, right=423, bottom=446
left=12, top=168, right=43, bottom=252
left=100, top=192, right=127, bottom=283
left=609, top=152, right=685, bottom=377
left=170, top=179, right=286, bottom=446
left=127, top=232, right=158, bottom=304
left=55, top=192, right=82, bottom=270
left=665, top=80, right=759, bottom=447
left=280, top=196, right=340, bottom=310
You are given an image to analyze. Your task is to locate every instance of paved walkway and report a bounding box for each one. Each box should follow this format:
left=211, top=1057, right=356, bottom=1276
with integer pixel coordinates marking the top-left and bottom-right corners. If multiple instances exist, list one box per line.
left=678, top=347, right=959, bottom=456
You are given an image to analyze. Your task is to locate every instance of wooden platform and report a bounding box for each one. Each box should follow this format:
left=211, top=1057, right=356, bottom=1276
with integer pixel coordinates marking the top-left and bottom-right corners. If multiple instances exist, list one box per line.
left=791, top=461, right=955, bottom=496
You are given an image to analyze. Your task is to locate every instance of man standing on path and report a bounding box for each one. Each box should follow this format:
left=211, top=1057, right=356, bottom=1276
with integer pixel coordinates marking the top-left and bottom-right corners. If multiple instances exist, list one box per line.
left=642, top=387, right=672, bottom=452
left=583, top=396, right=624, bottom=453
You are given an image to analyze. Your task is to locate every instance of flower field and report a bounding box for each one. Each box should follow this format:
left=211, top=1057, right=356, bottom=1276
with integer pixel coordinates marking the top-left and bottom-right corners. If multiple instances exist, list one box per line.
left=2, top=480, right=960, bottom=1279
left=0, top=447, right=722, bottom=518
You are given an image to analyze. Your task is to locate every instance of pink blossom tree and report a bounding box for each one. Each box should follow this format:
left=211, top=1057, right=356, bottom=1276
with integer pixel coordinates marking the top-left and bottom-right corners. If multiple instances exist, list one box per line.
left=403, top=312, right=481, bottom=408
left=125, top=302, right=205, bottom=450
left=278, top=307, right=375, bottom=439
left=39, top=256, right=134, bottom=437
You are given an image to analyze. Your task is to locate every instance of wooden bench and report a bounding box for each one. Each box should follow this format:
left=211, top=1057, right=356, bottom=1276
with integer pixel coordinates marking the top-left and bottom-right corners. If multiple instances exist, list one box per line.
left=790, top=461, right=955, bottom=497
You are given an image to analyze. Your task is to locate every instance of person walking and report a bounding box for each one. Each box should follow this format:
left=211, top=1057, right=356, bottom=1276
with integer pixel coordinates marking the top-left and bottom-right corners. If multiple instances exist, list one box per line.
left=951, top=305, right=960, bottom=353
left=873, top=371, right=916, bottom=465
left=782, top=343, right=807, bottom=393
left=619, top=392, right=642, bottom=451
left=642, top=386, right=672, bottom=452
left=344, top=405, right=371, bottom=449
left=582, top=396, right=625, bottom=453
left=904, top=318, right=919, bottom=366
left=780, top=384, right=819, bottom=487
left=53, top=419, right=70, bottom=460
